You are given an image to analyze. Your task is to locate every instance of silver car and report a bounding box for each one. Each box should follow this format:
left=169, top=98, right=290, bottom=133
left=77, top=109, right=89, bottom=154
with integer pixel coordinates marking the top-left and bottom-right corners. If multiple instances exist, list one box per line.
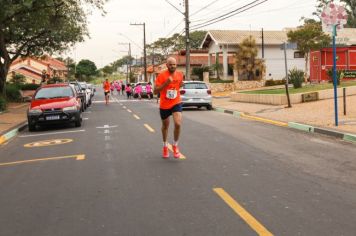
left=180, top=81, right=212, bottom=110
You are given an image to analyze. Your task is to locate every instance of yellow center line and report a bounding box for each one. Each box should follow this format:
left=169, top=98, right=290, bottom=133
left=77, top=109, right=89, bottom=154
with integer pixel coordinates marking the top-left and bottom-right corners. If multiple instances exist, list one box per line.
left=240, top=113, right=288, bottom=127
left=0, top=154, right=86, bottom=167
left=213, top=188, right=273, bottom=236
left=168, top=143, right=186, bottom=160
left=133, top=114, right=140, bottom=120
left=127, top=109, right=132, bottom=113
left=144, top=124, right=155, bottom=133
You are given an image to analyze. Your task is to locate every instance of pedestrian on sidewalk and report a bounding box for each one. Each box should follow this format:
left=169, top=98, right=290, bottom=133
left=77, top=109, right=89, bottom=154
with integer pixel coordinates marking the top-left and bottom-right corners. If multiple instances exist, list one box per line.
left=154, top=57, right=183, bottom=159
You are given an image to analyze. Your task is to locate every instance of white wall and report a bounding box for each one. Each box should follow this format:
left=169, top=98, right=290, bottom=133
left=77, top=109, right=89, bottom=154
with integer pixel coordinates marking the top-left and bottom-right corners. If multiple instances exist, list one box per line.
left=258, top=46, right=305, bottom=80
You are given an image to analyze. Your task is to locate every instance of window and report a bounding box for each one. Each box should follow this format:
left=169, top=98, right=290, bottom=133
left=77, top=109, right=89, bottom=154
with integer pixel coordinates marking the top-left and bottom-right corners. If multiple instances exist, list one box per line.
left=183, top=83, right=208, bottom=89
left=294, top=51, right=305, bottom=58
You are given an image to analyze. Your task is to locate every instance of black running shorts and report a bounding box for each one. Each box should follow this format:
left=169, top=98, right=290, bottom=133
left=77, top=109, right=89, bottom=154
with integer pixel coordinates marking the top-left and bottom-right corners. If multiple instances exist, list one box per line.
left=160, top=103, right=183, bottom=120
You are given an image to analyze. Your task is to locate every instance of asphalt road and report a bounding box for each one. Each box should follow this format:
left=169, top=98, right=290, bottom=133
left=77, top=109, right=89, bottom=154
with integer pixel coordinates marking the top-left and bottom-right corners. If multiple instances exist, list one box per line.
left=1, top=87, right=356, bottom=236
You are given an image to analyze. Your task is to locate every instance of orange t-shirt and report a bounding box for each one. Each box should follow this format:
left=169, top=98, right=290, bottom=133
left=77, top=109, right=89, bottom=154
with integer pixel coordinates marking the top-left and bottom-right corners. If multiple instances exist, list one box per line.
left=103, top=81, right=110, bottom=92
left=155, top=70, right=183, bottom=109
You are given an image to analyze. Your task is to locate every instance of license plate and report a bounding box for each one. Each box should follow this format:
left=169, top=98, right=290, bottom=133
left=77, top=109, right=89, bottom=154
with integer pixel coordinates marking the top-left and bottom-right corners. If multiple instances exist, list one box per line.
left=46, top=115, right=60, bottom=120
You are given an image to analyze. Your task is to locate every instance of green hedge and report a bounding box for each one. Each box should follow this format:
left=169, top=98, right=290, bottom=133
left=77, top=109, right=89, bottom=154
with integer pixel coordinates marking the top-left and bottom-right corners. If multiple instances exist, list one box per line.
left=5, top=84, right=21, bottom=102
left=265, top=79, right=286, bottom=86
left=289, top=68, right=304, bottom=89
left=209, top=79, right=234, bottom=83
left=19, top=83, right=41, bottom=90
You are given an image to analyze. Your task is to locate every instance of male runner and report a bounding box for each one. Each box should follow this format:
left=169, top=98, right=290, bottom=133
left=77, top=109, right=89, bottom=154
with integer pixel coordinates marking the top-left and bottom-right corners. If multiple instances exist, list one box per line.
left=154, top=57, right=183, bottom=159
left=103, top=78, right=111, bottom=105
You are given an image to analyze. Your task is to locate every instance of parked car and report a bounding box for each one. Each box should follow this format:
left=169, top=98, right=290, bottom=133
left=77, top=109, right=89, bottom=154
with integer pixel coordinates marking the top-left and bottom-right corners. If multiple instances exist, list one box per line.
left=27, top=84, right=82, bottom=131
left=69, top=81, right=87, bottom=111
left=78, top=82, right=92, bottom=106
left=87, top=83, right=95, bottom=98
left=180, top=81, right=212, bottom=110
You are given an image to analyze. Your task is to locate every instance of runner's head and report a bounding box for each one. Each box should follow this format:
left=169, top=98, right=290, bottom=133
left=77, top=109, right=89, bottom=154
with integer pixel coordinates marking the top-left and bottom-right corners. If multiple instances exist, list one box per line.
left=166, top=57, right=177, bottom=74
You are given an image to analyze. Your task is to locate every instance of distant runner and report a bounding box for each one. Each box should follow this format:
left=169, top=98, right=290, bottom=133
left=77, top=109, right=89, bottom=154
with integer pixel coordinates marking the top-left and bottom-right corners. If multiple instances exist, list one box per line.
left=103, top=78, right=111, bottom=105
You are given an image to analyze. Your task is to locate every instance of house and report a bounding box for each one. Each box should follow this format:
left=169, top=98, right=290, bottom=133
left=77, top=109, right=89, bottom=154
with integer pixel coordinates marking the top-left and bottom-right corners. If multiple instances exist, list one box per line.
left=7, top=56, right=68, bottom=84
left=200, top=29, right=305, bottom=80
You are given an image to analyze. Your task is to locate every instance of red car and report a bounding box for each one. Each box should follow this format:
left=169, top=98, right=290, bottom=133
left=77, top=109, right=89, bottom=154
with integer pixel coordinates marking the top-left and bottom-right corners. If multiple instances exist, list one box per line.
left=27, top=84, right=82, bottom=131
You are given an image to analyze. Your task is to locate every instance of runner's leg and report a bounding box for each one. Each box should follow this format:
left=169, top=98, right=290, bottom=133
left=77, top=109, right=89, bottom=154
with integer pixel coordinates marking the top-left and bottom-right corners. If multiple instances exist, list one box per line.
left=172, top=112, right=182, bottom=143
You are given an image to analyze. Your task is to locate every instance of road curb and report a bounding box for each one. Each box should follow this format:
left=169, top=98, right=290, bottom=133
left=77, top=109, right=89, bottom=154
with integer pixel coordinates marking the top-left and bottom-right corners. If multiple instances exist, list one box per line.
left=214, top=107, right=356, bottom=144
left=0, top=122, right=28, bottom=145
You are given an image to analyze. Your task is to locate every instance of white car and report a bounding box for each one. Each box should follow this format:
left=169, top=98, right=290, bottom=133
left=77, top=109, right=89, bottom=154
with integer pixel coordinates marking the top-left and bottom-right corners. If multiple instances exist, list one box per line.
left=180, top=81, right=212, bottom=110
left=78, top=82, right=92, bottom=106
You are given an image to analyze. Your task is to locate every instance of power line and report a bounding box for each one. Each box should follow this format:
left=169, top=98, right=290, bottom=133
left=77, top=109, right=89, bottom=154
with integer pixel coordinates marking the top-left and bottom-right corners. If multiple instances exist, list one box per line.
left=190, top=0, right=222, bottom=17
left=190, top=0, right=246, bottom=23
left=191, top=0, right=265, bottom=29
left=165, top=19, right=185, bottom=38
left=190, top=0, right=268, bottom=30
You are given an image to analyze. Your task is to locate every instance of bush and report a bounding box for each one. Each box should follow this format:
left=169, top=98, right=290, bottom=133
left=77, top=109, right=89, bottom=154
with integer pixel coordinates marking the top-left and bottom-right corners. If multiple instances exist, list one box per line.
left=5, top=84, right=21, bottom=101
left=0, top=96, right=7, bottom=111
left=326, top=69, right=343, bottom=85
left=288, top=68, right=304, bottom=89
left=10, top=74, right=26, bottom=85
left=192, top=66, right=210, bottom=81
left=209, top=79, right=233, bottom=83
left=265, top=79, right=286, bottom=86
left=19, top=83, right=40, bottom=90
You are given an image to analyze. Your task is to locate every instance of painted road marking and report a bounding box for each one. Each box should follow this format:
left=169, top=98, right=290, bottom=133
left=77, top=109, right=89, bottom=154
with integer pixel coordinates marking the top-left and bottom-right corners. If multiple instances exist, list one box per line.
left=240, top=113, right=288, bottom=127
left=168, top=143, right=186, bottom=160
left=83, top=118, right=89, bottom=120
left=123, top=106, right=127, bottom=109
left=213, top=188, right=273, bottom=236
left=96, top=125, right=118, bottom=129
left=0, top=154, right=86, bottom=167
left=144, top=124, right=155, bottom=133
left=133, top=114, right=140, bottom=120
left=24, top=139, right=73, bottom=148
left=127, top=109, right=132, bottom=113
left=104, top=129, right=110, bottom=134
left=19, top=130, right=85, bottom=138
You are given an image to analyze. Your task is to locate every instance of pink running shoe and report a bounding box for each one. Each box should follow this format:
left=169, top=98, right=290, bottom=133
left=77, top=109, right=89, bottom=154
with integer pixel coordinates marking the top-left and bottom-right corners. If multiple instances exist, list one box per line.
left=173, top=145, right=181, bottom=159
left=162, top=146, right=169, bottom=159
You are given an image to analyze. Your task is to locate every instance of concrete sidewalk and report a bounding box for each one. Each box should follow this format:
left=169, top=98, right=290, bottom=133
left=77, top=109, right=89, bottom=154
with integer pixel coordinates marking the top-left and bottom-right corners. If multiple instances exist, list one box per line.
left=0, top=103, right=28, bottom=143
left=213, top=95, right=356, bottom=135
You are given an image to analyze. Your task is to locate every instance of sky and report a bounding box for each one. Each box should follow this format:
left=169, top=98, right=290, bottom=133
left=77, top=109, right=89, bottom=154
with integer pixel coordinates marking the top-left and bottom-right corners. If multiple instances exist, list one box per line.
left=65, top=0, right=318, bottom=68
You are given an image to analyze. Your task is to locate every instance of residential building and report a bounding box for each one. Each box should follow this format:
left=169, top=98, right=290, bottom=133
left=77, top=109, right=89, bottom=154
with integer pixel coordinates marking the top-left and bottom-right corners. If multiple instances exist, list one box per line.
left=7, top=56, right=68, bottom=84
left=200, top=29, right=305, bottom=80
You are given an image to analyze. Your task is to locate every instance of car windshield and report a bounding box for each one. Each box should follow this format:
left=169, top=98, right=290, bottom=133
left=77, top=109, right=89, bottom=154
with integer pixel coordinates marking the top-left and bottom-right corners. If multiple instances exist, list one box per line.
left=184, top=83, right=208, bottom=89
left=35, top=87, right=74, bottom=99
left=79, top=83, right=87, bottom=89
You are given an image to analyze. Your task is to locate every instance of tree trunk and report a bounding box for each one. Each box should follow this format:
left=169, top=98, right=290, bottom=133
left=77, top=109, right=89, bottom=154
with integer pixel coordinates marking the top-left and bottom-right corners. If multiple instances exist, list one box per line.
left=304, top=52, right=309, bottom=83
left=0, top=62, right=10, bottom=97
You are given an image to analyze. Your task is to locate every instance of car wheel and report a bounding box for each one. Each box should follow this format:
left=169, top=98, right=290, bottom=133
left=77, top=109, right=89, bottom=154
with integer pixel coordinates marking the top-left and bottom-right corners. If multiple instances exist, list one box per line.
left=206, top=105, right=212, bottom=110
left=28, top=123, right=36, bottom=132
left=75, top=118, right=82, bottom=127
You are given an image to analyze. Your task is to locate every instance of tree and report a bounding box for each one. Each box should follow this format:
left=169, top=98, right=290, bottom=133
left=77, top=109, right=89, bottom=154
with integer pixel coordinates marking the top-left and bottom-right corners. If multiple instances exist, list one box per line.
left=76, top=59, right=97, bottom=80
left=234, top=36, right=265, bottom=81
left=0, top=0, right=105, bottom=96
left=189, top=31, right=207, bottom=49
left=102, top=65, right=114, bottom=75
left=287, top=19, right=331, bottom=82
left=314, top=0, right=356, bottom=27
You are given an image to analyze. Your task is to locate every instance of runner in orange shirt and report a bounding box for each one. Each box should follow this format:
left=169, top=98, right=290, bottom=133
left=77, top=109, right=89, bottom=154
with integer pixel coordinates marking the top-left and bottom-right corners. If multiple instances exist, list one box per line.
left=154, top=57, right=184, bottom=159
left=103, top=78, right=111, bottom=105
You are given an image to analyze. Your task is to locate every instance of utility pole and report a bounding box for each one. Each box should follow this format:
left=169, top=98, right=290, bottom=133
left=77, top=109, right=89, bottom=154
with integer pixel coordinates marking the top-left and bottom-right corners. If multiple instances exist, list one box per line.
left=130, top=23, right=147, bottom=82
left=118, top=42, right=132, bottom=83
left=184, top=0, right=190, bottom=80
left=261, top=28, right=265, bottom=59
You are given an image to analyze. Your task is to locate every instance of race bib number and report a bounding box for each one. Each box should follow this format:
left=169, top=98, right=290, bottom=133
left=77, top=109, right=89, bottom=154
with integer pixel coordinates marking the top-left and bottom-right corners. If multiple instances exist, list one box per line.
left=166, top=89, right=177, bottom=99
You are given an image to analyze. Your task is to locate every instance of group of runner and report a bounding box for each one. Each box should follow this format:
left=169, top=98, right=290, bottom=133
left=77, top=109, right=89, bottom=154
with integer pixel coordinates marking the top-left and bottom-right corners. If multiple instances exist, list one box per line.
left=103, top=57, right=183, bottom=159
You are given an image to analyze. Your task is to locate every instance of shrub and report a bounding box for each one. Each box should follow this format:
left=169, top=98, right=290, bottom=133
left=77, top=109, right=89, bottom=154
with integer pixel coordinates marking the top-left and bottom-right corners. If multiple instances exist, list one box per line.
left=192, top=66, right=210, bottom=81
left=5, top=84, right=21, bottom=101
left=209, top=79, right=233, bottom=83
left=326, top=69, right=343, bottom=85
left=288, top=68, right=304, bottom=89
left=265, top=79, right=286, bottom=86
left=0, top=96, right=7, bottom=111
left=10, top=74, right=26, bottom=85
left=19, top=84, right=40, bottom=90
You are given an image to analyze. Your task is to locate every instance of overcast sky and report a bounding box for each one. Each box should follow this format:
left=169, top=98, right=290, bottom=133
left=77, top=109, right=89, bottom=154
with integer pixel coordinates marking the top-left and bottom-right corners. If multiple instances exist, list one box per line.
left=66, top=0, right=317, bottom=68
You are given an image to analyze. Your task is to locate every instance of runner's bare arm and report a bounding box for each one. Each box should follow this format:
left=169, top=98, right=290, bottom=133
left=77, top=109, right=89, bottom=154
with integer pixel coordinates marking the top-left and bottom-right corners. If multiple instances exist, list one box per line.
left=154, top=76, right=172, bottom=94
